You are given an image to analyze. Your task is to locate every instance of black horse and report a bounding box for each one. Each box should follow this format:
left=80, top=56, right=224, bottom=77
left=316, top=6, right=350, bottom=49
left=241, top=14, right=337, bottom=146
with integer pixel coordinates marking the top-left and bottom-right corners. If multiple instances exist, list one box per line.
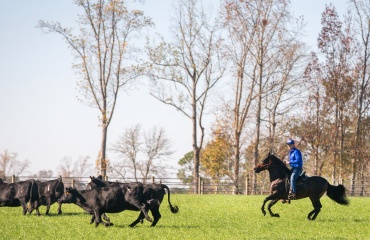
left=254, top=153, right=349, bottom=220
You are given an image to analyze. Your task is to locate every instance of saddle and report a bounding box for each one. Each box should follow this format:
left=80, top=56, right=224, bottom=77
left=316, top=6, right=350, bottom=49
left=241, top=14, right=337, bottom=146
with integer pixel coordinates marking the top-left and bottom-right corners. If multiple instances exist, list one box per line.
left=284, top=171, right=308, bottom=201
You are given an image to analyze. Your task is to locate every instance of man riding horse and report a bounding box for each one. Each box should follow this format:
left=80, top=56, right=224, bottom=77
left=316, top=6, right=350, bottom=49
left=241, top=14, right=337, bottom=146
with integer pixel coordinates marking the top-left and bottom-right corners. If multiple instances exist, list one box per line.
left=286, top=139, right=303, bottom=200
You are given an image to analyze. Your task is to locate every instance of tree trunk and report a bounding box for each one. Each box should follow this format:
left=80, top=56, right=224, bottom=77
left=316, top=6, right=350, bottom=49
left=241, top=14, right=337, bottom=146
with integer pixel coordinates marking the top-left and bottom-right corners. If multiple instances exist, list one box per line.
left=233, top=135, right=240, bottom=194
left=192, top=86, right=199, bottom=194
left=100, top=124, right=108, bottom=177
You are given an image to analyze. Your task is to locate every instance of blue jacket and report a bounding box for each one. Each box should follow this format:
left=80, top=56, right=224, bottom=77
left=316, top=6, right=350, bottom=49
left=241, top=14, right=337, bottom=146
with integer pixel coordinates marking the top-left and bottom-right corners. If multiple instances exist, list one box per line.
left=289, top=148, right=303, bottom=168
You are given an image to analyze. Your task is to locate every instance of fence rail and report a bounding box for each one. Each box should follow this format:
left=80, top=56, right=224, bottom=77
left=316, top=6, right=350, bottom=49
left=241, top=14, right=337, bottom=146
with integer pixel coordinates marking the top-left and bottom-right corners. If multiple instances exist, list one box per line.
left=3, top=175, right=370, bottom=196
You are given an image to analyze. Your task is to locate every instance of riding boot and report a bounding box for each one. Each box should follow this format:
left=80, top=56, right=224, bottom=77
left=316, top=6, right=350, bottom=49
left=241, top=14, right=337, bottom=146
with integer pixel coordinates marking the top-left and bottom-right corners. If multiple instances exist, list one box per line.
left=288, top=192, right=296, bottom=200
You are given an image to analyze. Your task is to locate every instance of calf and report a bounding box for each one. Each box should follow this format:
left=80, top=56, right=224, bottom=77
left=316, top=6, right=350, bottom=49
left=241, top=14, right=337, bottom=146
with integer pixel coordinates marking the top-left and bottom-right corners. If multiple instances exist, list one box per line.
left=58, top=182, right=152, bottom=227
left=88, top=176, right=179, bottom=227
left=0, top=178, right=38, bottom=215
left=31, top=177, right=64, bottom=215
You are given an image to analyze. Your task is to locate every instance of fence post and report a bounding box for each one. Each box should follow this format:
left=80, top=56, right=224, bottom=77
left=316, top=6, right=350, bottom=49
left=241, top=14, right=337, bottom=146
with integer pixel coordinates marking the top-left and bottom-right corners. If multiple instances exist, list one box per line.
left=12, top=175, right=15, bottom=183
left=152, top=176, right=155, bottom=183
left=71, top=179, right=75, bottom=188
left=198, top=176, right=202, bottom=195
left=245, top=176, right=249, bottom=195
left=201, top=178, right=204, bottom=194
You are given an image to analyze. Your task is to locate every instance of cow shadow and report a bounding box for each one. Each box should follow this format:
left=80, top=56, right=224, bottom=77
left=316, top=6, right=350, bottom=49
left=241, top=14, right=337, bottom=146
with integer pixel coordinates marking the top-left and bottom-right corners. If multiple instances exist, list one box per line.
left=32, top=212, right=88, bottom=217
left=114, top=224, right=200, bottom=229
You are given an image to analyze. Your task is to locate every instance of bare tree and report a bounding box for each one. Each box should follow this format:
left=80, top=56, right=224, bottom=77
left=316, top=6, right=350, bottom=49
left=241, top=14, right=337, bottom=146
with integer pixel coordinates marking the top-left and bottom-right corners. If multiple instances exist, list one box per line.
left=57, top=156, right=92, bottom=178
left=111, top=124, right=141, bottom=181
left=146, top=0, right=226, bottom=193
left=139, top=126, right=173, bottom=182
left=350, top=0, right=370, bottom=195
left=219, top=0, right=303, bottom=194
left=111, top=125, right=173, bottom=182
left=0, top=149, right=30, bottom=177
left=74, top=156, right=93, bottom=177
left=34, top=170, right=54, bottom=178
left=57, top=157, right=75, bottom=177
left=38, top=0, right=153, bottom=177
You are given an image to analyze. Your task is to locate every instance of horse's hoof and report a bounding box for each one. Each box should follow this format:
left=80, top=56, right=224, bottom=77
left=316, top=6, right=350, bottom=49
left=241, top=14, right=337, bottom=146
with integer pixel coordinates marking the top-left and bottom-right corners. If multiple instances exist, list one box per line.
left=273, top=214, right=280, bottom=218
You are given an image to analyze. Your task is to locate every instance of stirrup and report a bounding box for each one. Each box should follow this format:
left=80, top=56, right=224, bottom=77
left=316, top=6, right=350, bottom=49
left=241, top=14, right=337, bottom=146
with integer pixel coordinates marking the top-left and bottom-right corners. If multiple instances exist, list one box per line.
left=288, top=192, right=296, bottom=200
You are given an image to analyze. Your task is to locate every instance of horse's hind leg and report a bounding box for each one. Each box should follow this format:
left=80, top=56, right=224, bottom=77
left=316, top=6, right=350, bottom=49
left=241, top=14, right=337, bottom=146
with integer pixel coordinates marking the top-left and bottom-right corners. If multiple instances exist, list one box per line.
left=308, top=199, right=322, bottom=221
left=267, top=199, right=280, bottom=217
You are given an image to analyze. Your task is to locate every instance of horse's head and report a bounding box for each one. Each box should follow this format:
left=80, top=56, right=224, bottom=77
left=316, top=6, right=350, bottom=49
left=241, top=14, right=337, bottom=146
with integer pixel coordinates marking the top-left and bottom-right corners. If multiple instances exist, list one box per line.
left=254, top=152, right=273, bottom=173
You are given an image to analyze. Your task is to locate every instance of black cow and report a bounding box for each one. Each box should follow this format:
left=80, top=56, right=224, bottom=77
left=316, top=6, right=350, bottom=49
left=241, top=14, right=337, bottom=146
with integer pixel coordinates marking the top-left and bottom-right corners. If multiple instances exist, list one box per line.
left=58, top=182, right=152, bottom=227
left=88, top=176, right=179, bottom=227
left=0, top=178, right=39, bottom=215
left=31, top=177, right=64, bottom=215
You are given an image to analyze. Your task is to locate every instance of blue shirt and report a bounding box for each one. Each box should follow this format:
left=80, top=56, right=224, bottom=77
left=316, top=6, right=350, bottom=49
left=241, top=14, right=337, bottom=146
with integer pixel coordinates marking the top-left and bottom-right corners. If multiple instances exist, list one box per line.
left=289, top=147, right=303, bottom=168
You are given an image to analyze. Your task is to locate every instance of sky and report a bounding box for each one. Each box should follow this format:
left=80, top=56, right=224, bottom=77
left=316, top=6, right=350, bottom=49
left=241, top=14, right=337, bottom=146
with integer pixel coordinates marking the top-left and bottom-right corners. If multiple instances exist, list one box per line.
left=0, top=0, right=349, bottom=176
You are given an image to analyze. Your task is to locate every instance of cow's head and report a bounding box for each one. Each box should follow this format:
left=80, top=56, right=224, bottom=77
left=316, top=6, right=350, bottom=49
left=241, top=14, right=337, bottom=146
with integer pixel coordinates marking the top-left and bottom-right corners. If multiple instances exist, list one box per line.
left=54, top=180, right=65, bottom=199
left=58, top=187, right=83, bottom=204
left=87, top=176, right=106, bottom=190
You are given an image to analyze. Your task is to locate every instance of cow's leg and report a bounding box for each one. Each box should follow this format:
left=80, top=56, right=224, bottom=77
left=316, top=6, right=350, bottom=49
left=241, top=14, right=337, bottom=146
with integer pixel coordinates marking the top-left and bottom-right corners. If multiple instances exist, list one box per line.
left=90, top=213, right=95, bottom=224
left=93, top=210, right=102, bottom=227
left=140, top=204, right=152, bottom=222
left=21, top=202, right=28, bottom=215
left=102, top=213, right=111, bottom=223
left=129, top=212, right=144, bottom=228
left=57, top=202, right=62, bottom=215
left=128, top=198, right=153, bottom=222
left=150, top=208, right=161, bottom=227
left=45, top=201, right=51, bottom=215
left=93, top=210, right=113, bottom=227
left=34, top=206, right=41, bottom=216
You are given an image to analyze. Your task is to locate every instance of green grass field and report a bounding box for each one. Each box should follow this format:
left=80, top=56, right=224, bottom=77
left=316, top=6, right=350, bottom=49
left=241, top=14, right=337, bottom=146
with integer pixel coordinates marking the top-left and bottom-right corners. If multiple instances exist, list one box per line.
left=0, top=195, right=369, bottom=240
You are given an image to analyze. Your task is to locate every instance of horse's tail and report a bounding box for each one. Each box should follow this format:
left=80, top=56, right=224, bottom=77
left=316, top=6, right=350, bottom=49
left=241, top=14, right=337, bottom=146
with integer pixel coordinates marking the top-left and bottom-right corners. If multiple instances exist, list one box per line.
left=327, top=184, right=349, bottom=205
left=161, top=184, right=179, bottom=214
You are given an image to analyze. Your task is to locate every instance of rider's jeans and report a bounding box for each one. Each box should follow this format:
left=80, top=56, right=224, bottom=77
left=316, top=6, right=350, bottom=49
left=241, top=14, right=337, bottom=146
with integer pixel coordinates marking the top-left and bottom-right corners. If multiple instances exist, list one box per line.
left=290, top=168, right=302, bottom=194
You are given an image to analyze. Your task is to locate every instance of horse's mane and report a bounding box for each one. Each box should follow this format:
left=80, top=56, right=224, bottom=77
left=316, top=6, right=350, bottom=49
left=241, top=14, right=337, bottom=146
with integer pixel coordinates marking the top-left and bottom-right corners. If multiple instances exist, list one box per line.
left=270, top=154, right=290, bottom=173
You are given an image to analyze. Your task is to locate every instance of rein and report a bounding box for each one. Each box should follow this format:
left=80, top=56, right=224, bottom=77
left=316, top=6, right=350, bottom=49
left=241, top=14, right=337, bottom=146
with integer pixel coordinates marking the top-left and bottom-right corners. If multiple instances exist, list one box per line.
left=259, top=157, right=287, bottom=170
left=258, top=158, right=272, bottom=169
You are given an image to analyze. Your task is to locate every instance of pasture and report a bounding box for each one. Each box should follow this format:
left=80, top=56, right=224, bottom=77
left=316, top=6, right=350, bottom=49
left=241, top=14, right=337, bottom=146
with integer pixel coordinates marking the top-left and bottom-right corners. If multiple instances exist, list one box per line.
left=1, top=195, right=369, bottom=240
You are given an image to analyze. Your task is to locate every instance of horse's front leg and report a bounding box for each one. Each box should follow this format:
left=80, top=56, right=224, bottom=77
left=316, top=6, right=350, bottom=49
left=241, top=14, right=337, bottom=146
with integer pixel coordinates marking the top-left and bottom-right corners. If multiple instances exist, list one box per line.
left=261, top=195, right=275, bottom=216
left=267, top=199, right=280, bottom=217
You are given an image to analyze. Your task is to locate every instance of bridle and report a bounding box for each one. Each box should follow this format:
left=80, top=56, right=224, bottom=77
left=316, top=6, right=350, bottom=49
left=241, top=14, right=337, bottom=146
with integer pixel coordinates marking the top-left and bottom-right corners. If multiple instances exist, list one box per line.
left=257, top=155, right=287, bottom=170
left=257, top=158, right=273, bottom=170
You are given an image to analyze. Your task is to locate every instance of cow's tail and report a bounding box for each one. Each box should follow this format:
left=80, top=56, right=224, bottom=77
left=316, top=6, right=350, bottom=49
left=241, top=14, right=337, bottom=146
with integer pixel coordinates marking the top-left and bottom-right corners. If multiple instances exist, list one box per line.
left=327, top=184, right=349, bottom=205
left=28, top=179, right=39, bottom=214
left=162, top=184, right=179, bottom=214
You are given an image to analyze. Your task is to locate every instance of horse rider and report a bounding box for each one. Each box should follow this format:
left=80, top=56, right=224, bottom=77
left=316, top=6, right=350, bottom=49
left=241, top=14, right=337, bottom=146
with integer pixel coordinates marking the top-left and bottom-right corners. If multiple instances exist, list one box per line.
left=286, top=139, right=303, bottom=200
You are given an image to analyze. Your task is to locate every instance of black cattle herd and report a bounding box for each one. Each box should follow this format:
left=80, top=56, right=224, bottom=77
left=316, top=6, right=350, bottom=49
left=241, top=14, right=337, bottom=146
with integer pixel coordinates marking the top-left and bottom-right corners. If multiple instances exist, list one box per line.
left=0, top=176, right=179, bottom=227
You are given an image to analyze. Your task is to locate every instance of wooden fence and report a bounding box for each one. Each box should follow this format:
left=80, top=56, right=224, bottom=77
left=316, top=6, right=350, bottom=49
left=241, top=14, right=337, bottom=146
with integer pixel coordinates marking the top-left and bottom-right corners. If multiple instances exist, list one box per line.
left=3, top=175, right=370, bottom=196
